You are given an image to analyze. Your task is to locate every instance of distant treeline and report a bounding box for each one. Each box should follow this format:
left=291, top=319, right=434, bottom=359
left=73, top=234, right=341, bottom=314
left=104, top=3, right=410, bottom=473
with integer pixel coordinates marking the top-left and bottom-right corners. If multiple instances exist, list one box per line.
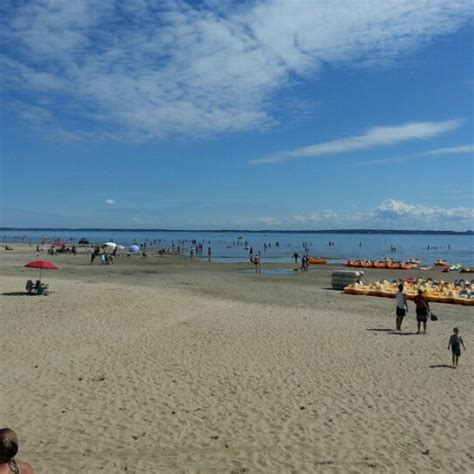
left=1, top=228, right=472, bottom=235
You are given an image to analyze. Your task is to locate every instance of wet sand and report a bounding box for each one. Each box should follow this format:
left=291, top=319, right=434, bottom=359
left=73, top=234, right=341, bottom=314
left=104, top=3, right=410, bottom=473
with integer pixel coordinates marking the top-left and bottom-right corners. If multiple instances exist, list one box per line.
left=1, top=245, right=473, bottom=472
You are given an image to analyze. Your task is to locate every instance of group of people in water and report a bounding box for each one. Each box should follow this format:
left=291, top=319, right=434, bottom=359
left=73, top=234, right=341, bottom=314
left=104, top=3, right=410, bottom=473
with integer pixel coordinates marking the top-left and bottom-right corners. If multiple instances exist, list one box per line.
left=395, top=283, right=466, bottom=368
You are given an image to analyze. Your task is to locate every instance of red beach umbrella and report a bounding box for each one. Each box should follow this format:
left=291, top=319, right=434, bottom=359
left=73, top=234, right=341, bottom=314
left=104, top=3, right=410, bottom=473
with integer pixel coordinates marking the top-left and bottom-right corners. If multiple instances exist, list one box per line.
left=53, top=241, right=65, bottom=247
left=24, top=260, right=58, bottom=281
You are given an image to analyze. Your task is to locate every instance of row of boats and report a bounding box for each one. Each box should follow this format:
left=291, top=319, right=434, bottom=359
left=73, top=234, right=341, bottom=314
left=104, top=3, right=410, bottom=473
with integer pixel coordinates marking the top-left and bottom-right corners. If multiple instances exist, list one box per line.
left=344, top=278, right=474, bottom=306
left=345, top=258, right=473, bottom=271
left=345, top=259, right=420, bottom=269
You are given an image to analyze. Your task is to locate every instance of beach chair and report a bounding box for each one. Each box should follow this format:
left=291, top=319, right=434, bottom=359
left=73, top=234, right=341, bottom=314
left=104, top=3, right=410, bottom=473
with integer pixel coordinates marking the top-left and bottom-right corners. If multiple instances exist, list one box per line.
left=25, top=280, right=49, bottom=295
left=36, top=283, right=49, bottom=295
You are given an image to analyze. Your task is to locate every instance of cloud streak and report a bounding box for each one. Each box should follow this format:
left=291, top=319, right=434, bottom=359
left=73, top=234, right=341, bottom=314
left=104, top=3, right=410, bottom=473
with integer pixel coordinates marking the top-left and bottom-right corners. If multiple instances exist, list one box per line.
left=1, top=0, right=473, bottom=141
left=346, top=143, right=474, bottom=168
left=251, top=120, right=465, bottom=164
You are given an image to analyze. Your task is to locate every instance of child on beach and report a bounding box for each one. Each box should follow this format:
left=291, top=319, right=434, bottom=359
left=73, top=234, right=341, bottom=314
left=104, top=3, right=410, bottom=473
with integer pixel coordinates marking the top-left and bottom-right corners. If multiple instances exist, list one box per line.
left=448, top=327, right=466, bottom=369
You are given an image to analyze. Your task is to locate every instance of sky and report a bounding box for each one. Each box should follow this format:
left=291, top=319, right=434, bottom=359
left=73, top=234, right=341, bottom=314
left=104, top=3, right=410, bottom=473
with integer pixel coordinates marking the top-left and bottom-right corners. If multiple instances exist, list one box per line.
left=1, top=0, right=473, bottom=230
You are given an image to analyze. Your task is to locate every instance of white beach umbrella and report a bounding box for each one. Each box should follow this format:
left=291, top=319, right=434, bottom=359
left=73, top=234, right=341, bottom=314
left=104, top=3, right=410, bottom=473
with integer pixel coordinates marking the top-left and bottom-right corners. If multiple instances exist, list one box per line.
left=129, top=244, right=140, bottom=253
left=102, top=242, right=117, bottom=248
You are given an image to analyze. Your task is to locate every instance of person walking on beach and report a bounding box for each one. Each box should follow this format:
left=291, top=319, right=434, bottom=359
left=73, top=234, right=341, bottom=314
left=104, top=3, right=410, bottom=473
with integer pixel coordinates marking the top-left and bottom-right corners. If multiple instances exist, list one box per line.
left=414, top=289, right=430, bottom=334
left=293, top=252, right=299, bottom=264
left=0, top=428, right=34, bottom=474
left=448, top=327, right=466, bottom=369
left=395, top=283, right=408, bottom=331
left=208, top=246, right=211, bottom=262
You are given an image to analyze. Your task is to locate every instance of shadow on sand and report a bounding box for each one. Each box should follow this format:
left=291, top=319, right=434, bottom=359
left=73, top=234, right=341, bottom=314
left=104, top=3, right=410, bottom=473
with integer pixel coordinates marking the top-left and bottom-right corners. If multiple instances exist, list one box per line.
left=388, top=331, right=417, bottom=336
left=366, top=328, right=392, bottom=332
left=429, top=364, right=453, bottom=369
left=1, top=291, right=34, bottom=296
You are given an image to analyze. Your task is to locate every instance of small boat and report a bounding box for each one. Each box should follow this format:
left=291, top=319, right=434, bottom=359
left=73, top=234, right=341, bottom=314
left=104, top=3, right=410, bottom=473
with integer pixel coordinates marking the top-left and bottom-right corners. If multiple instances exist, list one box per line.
left=344, top=285, right=370, bottom=295
left=434, top=259, right=449, bottom=266
left=309, top=256, right=327, bottom=265
left=452, top=296, right=474, bottom=306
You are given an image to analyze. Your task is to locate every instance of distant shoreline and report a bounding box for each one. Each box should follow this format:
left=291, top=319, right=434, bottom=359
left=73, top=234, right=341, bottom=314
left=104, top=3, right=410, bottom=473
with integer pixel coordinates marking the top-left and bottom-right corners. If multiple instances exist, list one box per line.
left=1, top=227, right=472, bottom=235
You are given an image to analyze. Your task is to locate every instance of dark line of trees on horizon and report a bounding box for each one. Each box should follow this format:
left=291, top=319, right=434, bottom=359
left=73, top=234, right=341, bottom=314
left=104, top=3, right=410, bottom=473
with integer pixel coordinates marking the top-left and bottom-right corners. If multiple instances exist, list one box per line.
left=1, top=227, right=473, bottom=235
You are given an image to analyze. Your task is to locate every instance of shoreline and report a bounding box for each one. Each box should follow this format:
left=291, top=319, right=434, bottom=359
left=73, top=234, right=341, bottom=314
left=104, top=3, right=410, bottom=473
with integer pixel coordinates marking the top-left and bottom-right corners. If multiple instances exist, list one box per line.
left=2, top=227, right=473, bottom=235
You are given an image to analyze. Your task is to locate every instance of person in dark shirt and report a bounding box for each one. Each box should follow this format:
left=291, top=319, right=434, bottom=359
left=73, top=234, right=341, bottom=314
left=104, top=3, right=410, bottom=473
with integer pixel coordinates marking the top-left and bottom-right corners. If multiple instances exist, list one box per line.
left=413, top=289, right=430, bottom=334
left=448, top=327, right=466, bottom=369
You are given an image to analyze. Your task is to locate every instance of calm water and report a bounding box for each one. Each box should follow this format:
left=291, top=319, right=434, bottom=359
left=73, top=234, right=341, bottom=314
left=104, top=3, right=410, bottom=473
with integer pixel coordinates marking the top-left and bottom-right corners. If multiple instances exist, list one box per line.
left=2, top=230, right=473, bottom=266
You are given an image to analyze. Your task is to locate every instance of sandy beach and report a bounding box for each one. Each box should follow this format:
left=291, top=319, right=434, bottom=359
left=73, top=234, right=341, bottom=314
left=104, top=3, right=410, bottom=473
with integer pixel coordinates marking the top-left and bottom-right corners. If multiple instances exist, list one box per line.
left=1, top=245, right=473, bottom=473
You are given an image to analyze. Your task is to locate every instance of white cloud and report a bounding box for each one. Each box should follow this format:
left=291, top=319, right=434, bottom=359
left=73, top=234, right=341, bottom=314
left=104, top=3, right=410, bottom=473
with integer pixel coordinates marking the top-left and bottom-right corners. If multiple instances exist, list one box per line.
left=291, top=211, right=339, bottom=224
left=105, top=199, right=115, bottom=205
left=373, top=199, right=474, bottom=222
left=1, top=0, right=473, bottom=141
left=251, top=119, right=464, bottom=164
left=238, top=200, right=473, bottom=229
left=423, top=145, right=474, bottom=156
left=347, top=143, right=474, bottom=168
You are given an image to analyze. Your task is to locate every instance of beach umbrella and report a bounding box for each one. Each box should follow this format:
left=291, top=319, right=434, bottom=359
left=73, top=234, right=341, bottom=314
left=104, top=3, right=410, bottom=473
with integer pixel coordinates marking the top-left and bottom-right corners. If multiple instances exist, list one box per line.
left=129, top=244, right=140, bottom=254
left=24, top=260, right=58, bottom=281
left=102, top=242, right=117, bottom=248
left=53, top=241, right=65, bottom=247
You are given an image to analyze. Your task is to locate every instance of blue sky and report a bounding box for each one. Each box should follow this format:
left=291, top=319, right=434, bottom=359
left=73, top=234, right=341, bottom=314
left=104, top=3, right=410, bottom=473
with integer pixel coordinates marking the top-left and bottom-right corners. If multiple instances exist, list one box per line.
left=1, top=0, right=473, bottom=230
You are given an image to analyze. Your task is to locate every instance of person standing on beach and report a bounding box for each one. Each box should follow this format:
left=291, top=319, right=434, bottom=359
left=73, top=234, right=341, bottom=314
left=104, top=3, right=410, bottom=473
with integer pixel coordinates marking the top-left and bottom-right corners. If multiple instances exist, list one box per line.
left=208, top=246, right=211, bottom=262
left=448, top=327, right=466, bottom=369
left=293, top=252, right=299, bottom=264
left=395, top=283, right=408, bottom=331
left=414, top=289, right=430, bottom=334
left=253, top=254, right=261, bottom=273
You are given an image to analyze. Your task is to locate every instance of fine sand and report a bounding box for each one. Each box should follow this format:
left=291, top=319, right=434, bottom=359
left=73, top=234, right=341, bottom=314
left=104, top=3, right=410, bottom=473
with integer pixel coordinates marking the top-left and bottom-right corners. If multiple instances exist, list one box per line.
left=1, top=245, right=473, bottom=473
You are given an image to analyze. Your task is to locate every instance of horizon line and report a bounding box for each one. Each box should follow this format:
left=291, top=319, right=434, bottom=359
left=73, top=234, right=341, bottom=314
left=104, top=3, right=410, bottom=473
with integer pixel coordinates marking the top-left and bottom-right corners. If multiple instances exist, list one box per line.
left=1, top=227, right=473, bottom=235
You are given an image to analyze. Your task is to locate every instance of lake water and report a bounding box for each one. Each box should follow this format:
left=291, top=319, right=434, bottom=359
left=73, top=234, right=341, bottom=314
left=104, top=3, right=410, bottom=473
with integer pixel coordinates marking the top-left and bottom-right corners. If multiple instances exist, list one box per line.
left=2, top=230, right=473, bottom=266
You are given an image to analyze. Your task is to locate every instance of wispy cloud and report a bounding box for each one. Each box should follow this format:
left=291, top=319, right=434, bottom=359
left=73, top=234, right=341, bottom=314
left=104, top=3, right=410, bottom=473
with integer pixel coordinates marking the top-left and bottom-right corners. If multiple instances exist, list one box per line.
left=105, top=199, right=115, bottom=205
left=422, top=145, right=474, bottom=156
left=1, top=1, right=473, bottom=141
left=251, top=120, right=464, bottom=164
left=347, top=143, right=474, bottom=168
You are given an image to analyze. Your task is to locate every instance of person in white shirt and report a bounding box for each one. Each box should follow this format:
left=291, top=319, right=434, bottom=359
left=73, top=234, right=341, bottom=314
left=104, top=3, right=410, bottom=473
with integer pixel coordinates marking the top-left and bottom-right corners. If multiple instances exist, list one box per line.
left=395, top=283, right=408, bottom=331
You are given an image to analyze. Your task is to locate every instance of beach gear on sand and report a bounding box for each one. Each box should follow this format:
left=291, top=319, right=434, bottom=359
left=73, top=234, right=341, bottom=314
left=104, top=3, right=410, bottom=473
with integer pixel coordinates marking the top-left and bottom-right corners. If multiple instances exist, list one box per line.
left=331, top=270, right=364, bottom=290
left=24, top=260, right=58, bottom=281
